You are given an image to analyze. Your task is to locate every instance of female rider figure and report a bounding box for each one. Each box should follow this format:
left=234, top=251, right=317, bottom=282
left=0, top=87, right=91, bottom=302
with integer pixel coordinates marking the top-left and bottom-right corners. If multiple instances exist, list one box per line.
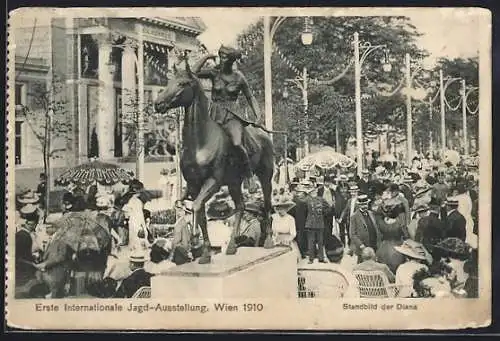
left=192, top=45, right=261, bottom=178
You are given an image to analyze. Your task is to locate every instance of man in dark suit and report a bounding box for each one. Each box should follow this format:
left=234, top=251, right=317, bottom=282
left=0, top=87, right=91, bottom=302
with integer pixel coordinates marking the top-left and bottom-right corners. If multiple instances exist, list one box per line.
left=444, top=198, right=467, bottom=241
left=289, top=184, right=310, bottom=258
left=35, top=222, right=72, bottom=298
left=357, top=169, right=371, bottom=196
left=15, top=210, right=39, bottom=297
left=415, top=202, right=445, bottom=254
left=114, top=251, right=154, bottom=298
left=349, top=195, right=381, bottom=263
left=353, top=247, right=395, bottom=283
left=399, top=175, right=415, bottom=208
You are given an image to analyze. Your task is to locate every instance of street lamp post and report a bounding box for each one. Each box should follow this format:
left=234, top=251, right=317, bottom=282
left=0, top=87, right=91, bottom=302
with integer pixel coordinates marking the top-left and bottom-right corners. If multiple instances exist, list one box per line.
left=439, top=71, right=462, bottom=156
left=463, top=86, right=479, bottom=156
left=461, top=79, right=467, bottom=155
left=284, top=66, right=309, bottom=156
left=405, top=53, right=412, bottom=166
left=263, top=16, right=313, bottom=136
left=353, top=32, right=363, bottom=175
left=353, top=32, right=388, bottom=176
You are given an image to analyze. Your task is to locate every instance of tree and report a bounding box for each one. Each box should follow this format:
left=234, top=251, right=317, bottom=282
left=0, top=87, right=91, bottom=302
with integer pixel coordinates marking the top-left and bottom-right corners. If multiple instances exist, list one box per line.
left=16, top=74, right=72, bottom=218
left=236, top=16, right=429, bottom=155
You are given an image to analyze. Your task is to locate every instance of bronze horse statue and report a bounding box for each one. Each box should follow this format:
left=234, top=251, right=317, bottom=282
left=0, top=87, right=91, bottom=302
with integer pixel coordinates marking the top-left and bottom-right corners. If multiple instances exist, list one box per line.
left=154, top=60, right=275, bottom=264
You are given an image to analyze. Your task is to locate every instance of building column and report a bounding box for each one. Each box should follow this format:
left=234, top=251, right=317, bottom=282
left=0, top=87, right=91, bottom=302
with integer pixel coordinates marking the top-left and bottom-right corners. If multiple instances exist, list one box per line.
left=121, top=42, right=137, bottom=157
left=97, top=34, right=115, bottom=160
left=65, top=18, right=80, bottom=166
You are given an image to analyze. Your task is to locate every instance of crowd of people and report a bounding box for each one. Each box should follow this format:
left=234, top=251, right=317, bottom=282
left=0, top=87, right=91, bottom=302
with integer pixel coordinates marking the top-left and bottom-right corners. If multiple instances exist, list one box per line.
left=14, top=154, right=479, bottom=299
left=284, top=157, right=479, bottom=298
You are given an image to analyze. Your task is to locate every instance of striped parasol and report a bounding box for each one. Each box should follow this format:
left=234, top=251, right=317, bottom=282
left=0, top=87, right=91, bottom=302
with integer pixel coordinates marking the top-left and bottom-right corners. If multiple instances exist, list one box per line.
left=55, top=160, right=134, bottom=187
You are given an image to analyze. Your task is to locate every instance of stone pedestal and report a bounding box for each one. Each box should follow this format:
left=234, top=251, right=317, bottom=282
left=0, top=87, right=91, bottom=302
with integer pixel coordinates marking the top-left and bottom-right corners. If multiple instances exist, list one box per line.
left=151, top=247, right=296, bottom=299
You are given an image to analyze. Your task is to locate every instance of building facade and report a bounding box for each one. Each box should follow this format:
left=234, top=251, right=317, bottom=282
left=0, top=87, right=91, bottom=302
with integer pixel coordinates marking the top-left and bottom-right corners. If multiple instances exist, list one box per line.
left=14, top=17, right=207, bottom=177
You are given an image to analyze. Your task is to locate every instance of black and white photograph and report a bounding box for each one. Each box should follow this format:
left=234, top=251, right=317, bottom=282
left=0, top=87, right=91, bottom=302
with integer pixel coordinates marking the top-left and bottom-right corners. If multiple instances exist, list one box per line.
left=6, top=7, right=491, bottom=330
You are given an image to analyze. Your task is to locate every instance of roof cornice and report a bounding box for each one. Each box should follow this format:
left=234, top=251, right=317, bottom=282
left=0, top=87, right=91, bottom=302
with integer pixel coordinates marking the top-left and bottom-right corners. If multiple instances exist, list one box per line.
left=139, top=17, right=205, bottom=35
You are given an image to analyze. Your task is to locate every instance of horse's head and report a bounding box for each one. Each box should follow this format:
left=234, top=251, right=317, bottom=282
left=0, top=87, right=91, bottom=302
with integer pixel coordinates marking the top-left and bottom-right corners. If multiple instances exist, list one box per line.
left=154, top=60, right=199, bottom=114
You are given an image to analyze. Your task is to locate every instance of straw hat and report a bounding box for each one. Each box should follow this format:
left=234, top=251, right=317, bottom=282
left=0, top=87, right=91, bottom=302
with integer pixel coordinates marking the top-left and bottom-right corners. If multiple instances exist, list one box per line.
left=295, top=180, right=315, bottom=193
left=394, top=240, right=429, bottom=261
left=129, top=249, right=147, bottom=263
left=272, top=195, right=296, bottom=212
left=349, top=184, right=359, bottom=192
left=445, top=197, right=459, bottom=207
left=335, top=174, right=349, bottom=182
left=244, top=201, right=264, bottom=216
left=403, top=175, right=414, bottom=183
left=357, top=194, right=371, bottom=206
left=20, top=203, right=38, bottom=215
left=18, top=190, right=40, bottom=204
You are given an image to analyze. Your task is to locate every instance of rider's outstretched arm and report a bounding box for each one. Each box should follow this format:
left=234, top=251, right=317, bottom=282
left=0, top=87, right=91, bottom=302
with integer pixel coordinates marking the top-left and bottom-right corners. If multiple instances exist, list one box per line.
left=193, top=55, right=216, bottom=79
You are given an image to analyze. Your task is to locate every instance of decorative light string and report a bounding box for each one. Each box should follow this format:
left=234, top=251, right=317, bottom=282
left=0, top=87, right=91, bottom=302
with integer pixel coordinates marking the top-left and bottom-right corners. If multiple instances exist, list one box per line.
left=466, top=100, right=479, bottom=114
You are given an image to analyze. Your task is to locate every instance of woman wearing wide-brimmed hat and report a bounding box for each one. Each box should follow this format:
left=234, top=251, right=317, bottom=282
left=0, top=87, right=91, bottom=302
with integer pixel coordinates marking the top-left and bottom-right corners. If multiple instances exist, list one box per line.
left=394, top=240, right=432, bottom=297
left=433, top=237, right=472, bottom=287
left=375, top=199, right=408, bottom=274
left=235, top=201, right=264, bottom=247
left=271, top=195, right=301, bottom=263
left=206, top=198, right=234, bottom=255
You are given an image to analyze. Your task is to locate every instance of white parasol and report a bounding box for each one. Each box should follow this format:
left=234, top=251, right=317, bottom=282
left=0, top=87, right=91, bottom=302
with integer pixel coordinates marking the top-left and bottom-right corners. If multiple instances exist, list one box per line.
left=295, top=147, right=356, bottom=171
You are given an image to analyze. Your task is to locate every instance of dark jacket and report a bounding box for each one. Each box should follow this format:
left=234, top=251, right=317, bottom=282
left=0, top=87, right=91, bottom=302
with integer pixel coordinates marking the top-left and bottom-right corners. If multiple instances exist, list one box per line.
left=334, top=189, right=348, bottom=220
left=15, top=229, right=35, bottom=282
left=114, top=268, right=153, bottom=298
left=399, top=184, right=415, bottom=208
left=415, top=212, right=444, bottom=250
left=357, top=179, right=370, bottom=196
left=349, top=209, right=382, bottom=256
left=445, top=210, right=467, bottom=241
left=340, top=197, right=358, bottom=225
left=305, top=196, right=330, bottom=230
left=289, top=196, right=308, bottom=232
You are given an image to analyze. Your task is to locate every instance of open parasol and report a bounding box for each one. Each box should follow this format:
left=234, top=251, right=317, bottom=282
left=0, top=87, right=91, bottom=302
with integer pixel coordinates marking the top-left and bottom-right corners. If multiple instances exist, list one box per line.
left=55, top=160, right=134, bottom=187
left=51, top=211, right=112, bottom=252
left=295, top=147, right=356, bottom=171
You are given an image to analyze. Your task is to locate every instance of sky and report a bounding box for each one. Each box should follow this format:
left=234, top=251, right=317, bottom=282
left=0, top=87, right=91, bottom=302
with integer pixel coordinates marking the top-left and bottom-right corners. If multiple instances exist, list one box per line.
left=197, top=11, right=480, bottom=65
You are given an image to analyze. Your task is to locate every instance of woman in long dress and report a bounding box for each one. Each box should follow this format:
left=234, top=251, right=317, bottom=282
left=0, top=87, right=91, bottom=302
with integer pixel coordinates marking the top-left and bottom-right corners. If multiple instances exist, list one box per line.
left=121, top=180, right=149, bottom=251
left=375, top=198, right=407, bottom=274
left=455, top=183, right=476, bottom=248
left=271, top=196, right=301, bottom=262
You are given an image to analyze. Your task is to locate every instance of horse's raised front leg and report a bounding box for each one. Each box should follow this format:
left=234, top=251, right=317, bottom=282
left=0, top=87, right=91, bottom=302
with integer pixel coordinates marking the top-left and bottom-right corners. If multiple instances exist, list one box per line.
left=192, top=177, right=220, bottom=264
left=226, top=184, right=244, bottom=255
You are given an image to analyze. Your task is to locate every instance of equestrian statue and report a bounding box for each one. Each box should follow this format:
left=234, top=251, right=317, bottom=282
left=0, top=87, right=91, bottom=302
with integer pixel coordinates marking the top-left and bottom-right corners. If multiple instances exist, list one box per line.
left=154, top=46, right=275, bottom=264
